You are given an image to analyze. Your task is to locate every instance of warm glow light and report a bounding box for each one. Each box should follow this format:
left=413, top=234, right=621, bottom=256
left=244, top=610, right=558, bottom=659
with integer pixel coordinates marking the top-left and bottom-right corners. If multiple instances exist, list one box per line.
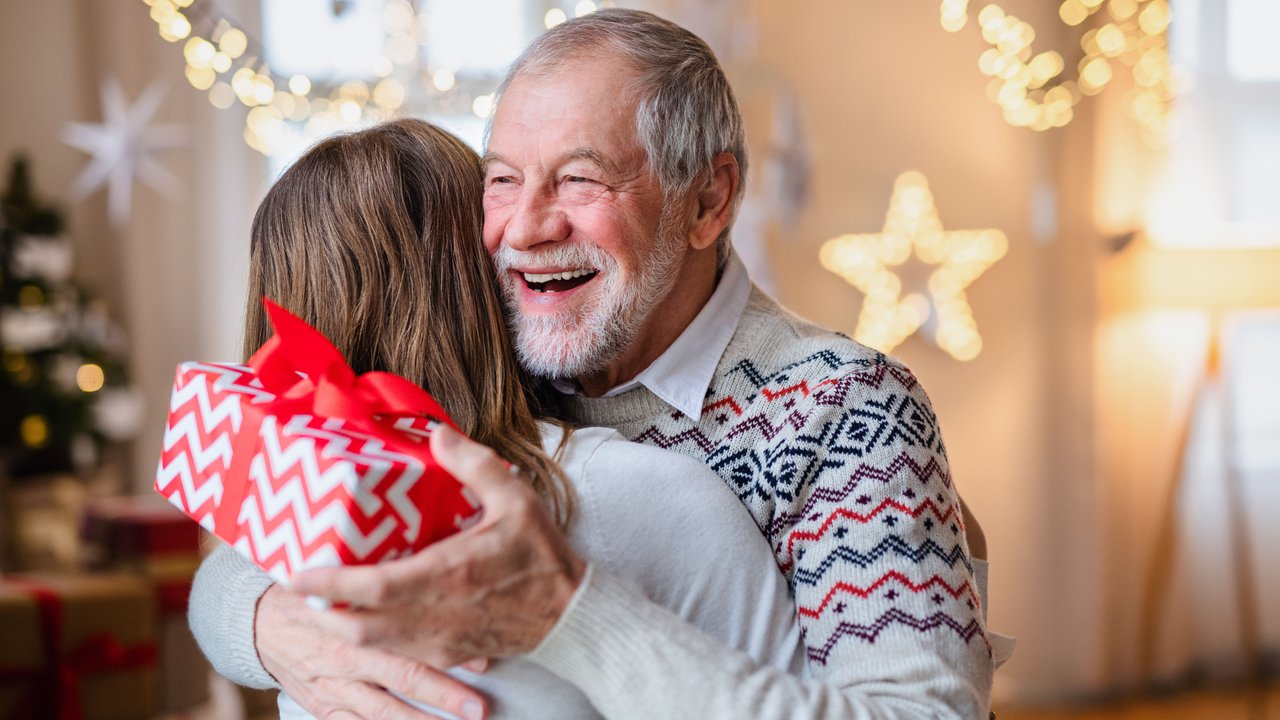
left=209, top=82, right=235, bottom=109
left=1139, top=1, right=1171, bottom=35
left=545, top=8, right=567, bottom=28
left=1060, top=0, right=1089, bottom=26
left=338, top=100, right=362, bottom=123
left=472, top=93, right=495, bottom=118
left=574, top=1, right=598, bottom=18
left=1080, top=57, right=1113, bottom=91
left=383, top=0, right=416, bottom=33
left=1095, top=23, right=1127, bottom=56
left=211, top=52, right=233, bottom=73
left=373, top=77, right=406, bottom=109
left=185, top=65, right=216, bottom=90
left=271, top=91, right=297, bottom=116
left=947, top=0, right=1176, bottom=141
left=432, top=68, right=456, bottom=92
left=161, top=14, right=191, bottom=42
left=288, top=74, right=311, bottom=96
left=1109, top=0, right=1138, bottom=20
left=941, top=0, right=969, bottom=33
left=184, top=37, right=215, bottom=68
left=77, top=363, right=106, bottom=393
left=232, top=67, right=257, bottom=104
left=339, top=81, right=369, bottom=104
left=820, top=172, right=1007, bottom=360
left=18, top=284, right=44, bottom=308
left=287, top=95, right=311, bottom=121
left=219, top=28, right=248, bottom=59
left=252, top=74, right=276, bottom=105
left=150, top=3, right=176, bottom=24
left=20, top=415, right=49, bottom=448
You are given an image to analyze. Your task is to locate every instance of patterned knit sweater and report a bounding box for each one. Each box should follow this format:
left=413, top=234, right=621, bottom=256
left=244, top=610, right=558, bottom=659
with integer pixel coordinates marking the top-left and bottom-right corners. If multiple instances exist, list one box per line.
left=545, top=286, right=994, bottom=715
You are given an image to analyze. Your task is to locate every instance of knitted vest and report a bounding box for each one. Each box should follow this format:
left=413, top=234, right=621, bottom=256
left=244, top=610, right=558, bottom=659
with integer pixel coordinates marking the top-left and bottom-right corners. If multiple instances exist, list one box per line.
left=560, top=287, right=992, bottom=684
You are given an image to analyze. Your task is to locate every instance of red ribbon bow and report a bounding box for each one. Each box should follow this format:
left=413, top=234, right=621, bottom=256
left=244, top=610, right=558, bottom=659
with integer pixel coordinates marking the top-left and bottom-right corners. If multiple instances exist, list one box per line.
left=249, top=298, right=459, bottom=432
left=213, top=299, right=460, bottom=536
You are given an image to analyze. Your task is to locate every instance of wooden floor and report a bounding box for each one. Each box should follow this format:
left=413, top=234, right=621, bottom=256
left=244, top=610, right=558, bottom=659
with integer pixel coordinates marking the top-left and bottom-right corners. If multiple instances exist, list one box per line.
left=995, top=683, right=1280, bottom=720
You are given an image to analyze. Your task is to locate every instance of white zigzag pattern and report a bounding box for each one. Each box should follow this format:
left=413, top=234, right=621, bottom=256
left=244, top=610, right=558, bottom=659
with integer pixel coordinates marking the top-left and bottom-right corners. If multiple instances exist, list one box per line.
left=156, top=372, right=252, bottom=510
left=249, top=418, right=372, bottom=544
left=391, top=416, right=432, bottom=442
left=387, top=418, right=480, bottom=536
left=282, top=416, right=426, bottom=540
left=167, top=372, right=244, bottom=436
left=235, top=488, right=397, bottom=581
left=154, top=451, right=224, bottom=512
left=242, top=416, right=422, bottom=550
left=184, top=362, right=276, bottom=405
left=158, top=484, right=216, bottom=534
left=161, top=410, right=235, bottom=477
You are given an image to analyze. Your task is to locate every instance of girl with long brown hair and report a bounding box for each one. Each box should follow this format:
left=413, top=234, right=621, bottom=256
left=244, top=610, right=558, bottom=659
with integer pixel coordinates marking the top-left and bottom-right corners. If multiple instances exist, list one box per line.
left=190, top=118, right=805, bottom=719
left=241, top=117, right=571, bottom=525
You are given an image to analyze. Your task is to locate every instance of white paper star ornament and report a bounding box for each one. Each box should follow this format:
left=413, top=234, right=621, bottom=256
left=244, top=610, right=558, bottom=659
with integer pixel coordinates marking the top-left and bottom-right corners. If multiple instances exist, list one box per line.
left=63, top=78, right=187, bottom=227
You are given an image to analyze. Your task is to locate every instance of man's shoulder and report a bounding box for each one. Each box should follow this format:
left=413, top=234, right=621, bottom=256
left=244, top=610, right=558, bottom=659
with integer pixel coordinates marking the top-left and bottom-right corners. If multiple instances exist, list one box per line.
left=718, top=286, right=915, bottom=390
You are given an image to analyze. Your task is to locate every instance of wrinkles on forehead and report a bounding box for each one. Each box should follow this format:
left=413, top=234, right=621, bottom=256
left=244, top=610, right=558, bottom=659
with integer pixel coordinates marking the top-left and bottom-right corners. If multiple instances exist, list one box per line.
left=482, top=147, right=629, bottom=178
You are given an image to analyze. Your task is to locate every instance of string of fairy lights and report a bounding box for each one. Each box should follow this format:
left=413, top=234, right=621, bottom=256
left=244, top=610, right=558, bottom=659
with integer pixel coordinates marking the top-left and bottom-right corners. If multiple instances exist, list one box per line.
left=939, top=0, right=1176, bottom=143
left=143, top=0, right=611, bottom=156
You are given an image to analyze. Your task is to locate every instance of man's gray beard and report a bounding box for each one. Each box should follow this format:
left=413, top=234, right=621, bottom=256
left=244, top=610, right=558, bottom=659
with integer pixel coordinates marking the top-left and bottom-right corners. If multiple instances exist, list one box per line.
left=494, top=210, right=687, bottom=380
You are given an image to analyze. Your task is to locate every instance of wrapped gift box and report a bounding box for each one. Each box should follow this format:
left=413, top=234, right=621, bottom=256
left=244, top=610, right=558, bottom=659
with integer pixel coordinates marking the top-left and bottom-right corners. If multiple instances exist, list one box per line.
left=82, top=495, right=203, bottom=567
left=0, top=573, right=158, bottom=720
left=154, top=300, right=479, bottom=584
left=2, top=473, right=86, bottom=572
left=81, top=495, right=209, bottom=712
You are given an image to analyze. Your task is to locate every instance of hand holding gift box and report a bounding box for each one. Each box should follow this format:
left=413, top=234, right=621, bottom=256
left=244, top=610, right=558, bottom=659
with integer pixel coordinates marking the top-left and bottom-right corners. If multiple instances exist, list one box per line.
left=154, top=300, right=480, bottom=585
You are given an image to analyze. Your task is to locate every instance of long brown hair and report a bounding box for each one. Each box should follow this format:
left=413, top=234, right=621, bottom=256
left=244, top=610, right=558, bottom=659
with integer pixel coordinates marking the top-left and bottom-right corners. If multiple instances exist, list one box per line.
left=243, top=118, right=571, bottom=526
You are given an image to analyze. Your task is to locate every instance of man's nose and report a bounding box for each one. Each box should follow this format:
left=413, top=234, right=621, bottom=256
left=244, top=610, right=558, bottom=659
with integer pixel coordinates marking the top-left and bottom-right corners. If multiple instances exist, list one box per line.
left=503, top=184, right=571, bottom=251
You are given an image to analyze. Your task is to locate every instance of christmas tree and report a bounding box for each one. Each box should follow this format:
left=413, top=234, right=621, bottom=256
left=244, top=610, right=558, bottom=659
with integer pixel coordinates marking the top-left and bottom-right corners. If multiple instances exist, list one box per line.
left=0, top=154, right=138, bottom=480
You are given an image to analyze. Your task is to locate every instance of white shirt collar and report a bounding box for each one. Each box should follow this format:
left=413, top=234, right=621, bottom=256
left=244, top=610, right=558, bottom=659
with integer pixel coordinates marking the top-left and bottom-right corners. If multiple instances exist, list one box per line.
left=550, top=251, right=752, bottom=419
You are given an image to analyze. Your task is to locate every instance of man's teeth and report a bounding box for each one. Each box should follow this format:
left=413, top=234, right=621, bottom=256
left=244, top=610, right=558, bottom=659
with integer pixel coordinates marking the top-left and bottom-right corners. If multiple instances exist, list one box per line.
left=522, top=269, right=595, bottom=284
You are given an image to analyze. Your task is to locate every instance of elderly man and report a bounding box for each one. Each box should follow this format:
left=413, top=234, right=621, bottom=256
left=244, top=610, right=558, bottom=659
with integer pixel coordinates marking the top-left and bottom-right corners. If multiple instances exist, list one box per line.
left=191, top=9, right=995, bottom=719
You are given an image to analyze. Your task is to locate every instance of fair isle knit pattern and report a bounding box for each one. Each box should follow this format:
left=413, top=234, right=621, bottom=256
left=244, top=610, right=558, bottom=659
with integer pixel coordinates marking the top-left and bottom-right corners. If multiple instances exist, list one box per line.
left=560, top=287, right=992, bottom=683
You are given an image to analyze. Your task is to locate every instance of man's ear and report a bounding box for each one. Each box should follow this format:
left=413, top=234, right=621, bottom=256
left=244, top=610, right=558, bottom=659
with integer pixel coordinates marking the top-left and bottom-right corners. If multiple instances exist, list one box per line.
left=687, top=152, right=740, bottom=251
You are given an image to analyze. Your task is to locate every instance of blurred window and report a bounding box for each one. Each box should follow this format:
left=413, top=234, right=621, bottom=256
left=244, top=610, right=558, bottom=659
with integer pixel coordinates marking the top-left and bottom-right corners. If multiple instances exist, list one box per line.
left=1149, top=0, right=1280, bottom=248
left=260, top=0, right=549, bottom=175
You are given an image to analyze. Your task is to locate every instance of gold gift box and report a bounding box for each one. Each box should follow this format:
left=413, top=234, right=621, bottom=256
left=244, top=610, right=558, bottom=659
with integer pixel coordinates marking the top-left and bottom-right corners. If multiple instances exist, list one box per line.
left=0, top=573, right=158, bottom=720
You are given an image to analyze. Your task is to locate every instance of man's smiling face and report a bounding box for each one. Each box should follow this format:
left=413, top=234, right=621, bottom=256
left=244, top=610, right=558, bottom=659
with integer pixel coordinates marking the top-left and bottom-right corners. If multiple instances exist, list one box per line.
left=482, top=59, right=688, bottom=380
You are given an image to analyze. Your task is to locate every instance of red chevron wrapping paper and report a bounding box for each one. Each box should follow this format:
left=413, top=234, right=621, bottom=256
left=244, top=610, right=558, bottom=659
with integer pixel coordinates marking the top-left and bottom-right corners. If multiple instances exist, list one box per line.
left=153, top=301, right=480, bottom=583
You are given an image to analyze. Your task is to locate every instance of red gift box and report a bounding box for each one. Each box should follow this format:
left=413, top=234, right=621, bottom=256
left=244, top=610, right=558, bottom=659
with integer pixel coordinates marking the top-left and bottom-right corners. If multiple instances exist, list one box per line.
left=0, top=573, right=158, bottom=720
left=82, top=495, right=203, bottom=566
left=153, top=300, right=480, bottom=583
left=79, top=495, right=210, bottom=712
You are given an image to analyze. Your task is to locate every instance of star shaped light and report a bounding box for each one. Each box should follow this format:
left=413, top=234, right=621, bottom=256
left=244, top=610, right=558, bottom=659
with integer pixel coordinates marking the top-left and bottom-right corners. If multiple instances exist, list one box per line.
left=820, top=171, right=1006, bottom=361
left=63, top=78, right=187, bottom=227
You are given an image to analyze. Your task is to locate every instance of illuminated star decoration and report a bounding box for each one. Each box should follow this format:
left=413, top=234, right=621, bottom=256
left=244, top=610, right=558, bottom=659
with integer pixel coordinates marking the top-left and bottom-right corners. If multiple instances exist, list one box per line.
left=63, top=78, right=187, bottom=227
left=819, top=171, right=1007, bottom=361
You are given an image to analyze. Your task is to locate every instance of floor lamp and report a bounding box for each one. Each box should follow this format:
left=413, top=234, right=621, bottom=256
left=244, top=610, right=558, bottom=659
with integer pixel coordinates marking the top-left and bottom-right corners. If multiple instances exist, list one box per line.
left=1113, top=244, right=1280, bottom=715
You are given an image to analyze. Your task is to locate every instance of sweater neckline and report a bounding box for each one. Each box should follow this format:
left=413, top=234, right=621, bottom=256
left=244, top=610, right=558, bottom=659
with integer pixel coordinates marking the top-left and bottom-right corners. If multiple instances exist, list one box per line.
left=557, top=287, right=790, bottom=428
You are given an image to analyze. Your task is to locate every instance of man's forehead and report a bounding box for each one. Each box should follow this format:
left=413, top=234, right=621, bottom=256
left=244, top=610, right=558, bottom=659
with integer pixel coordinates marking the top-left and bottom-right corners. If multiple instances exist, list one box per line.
left=484, top=69, right=646, bottom=175
left=482, top=146, right=629, bottom=175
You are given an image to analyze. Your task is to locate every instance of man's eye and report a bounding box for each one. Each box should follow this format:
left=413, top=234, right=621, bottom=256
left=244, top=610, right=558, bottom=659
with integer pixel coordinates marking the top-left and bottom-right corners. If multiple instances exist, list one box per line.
left=565, top=176, right=594, bottom=184
left=488, top=176, right=515, bottom=185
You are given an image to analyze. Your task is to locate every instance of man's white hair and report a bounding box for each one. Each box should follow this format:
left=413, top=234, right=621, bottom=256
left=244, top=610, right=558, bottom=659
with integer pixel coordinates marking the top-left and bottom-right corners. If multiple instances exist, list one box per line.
left=489, top=8, right=748, bottom=267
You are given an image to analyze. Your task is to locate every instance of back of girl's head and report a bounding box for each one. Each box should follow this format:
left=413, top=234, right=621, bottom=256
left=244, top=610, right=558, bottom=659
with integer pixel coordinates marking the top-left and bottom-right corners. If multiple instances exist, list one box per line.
left=244, top=118, right=570, bottom=522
